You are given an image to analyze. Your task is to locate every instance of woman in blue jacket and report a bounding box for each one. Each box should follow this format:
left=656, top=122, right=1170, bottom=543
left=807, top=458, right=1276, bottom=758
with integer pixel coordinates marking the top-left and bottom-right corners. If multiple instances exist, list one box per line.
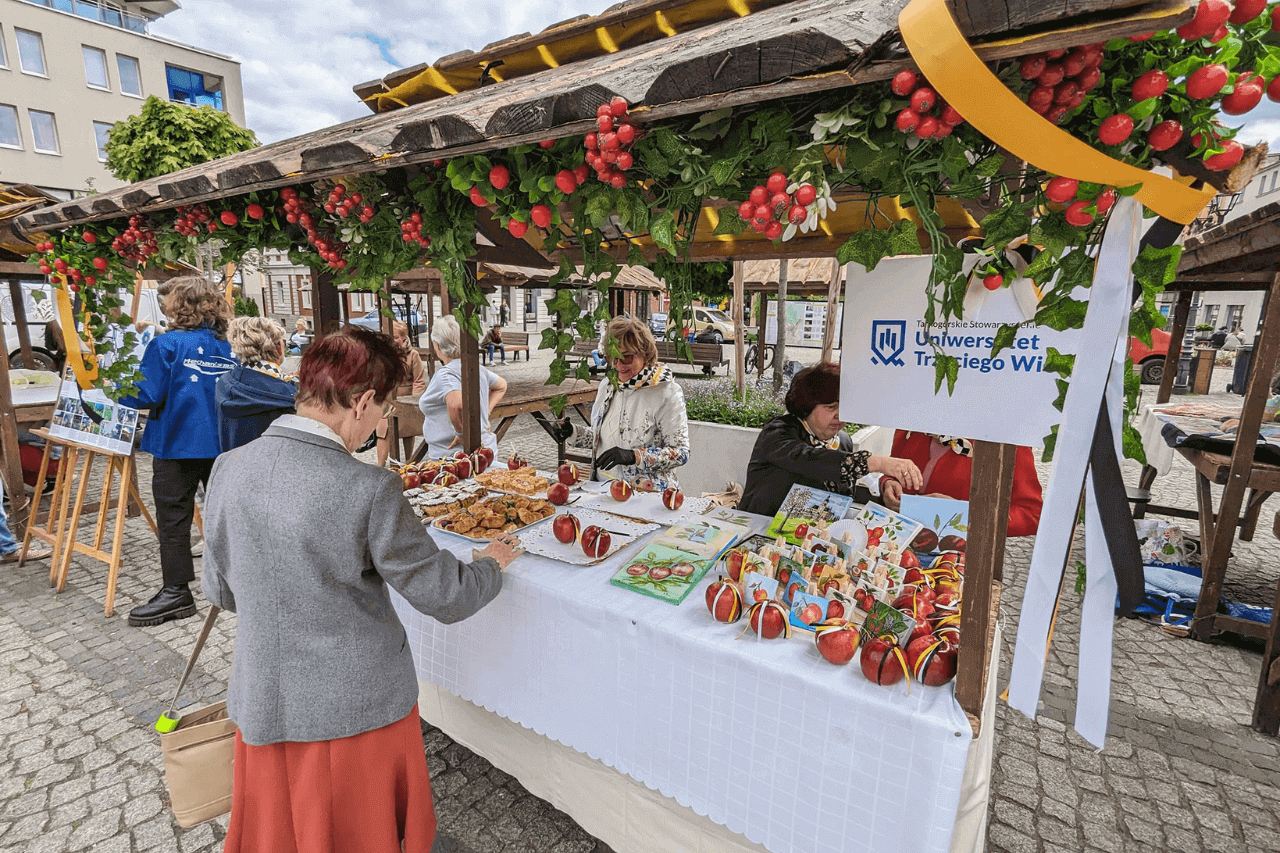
left=124, top=277, right=235, bottom=627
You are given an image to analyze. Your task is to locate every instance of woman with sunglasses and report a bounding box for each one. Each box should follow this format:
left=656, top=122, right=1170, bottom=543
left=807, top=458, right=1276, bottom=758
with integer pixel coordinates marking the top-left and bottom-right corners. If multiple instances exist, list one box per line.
left=552, top=316, right=688, bottom=493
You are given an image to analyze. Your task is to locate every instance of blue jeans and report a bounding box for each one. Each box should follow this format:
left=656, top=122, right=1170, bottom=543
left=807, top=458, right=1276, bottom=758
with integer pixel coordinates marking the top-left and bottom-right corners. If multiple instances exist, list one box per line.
left=0, top=501, right=18, bottom=557
left=486, top=344, right=505, bottom=363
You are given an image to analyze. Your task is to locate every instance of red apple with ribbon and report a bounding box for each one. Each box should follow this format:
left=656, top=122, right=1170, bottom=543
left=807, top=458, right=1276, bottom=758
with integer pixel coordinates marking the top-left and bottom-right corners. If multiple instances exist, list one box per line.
left=705, top=576, right=744, bottom=623
left=747, top=600, right=791, bottom=639
left=859, top=635, right=910, bottom=686
left=814, top=619, right=860, bottom=664
left=906, top=633, right=959, bottom=686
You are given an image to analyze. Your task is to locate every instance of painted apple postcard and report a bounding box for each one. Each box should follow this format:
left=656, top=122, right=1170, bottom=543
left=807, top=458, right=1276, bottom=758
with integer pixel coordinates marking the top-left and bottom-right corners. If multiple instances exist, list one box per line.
left=898, top=495, right=969, bottom=553
left=859, top=599, right=917, bottom=647
left=740, top=570, right=780, bottom=607
left=851, top=504, right=924, bottom=551
left=653, top=518, right=751, bottom=562
left=789, top=589, right=831, bottom=632
left=610, top=544, right=713, bottom=605
left=766, top=485, right=854, bottom=546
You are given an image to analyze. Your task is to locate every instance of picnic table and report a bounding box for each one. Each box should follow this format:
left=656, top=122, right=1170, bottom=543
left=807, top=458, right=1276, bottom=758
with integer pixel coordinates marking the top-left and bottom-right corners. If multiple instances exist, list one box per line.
left=386, top=378, right=599, bottom=464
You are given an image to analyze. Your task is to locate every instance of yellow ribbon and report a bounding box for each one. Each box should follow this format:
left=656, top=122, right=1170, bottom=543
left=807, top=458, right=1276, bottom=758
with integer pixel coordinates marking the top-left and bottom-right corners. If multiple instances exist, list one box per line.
left=53, top=277, right=99, bottom=390
left=898, top=0, right=1216, bottom=225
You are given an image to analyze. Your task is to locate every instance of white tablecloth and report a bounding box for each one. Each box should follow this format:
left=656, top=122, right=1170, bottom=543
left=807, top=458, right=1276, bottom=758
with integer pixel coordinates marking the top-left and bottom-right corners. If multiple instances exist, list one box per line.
left=392, top=510, right=973, bottom=853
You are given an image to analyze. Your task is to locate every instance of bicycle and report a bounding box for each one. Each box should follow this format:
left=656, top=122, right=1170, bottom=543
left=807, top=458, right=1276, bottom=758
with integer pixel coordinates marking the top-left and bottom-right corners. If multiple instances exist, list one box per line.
left=741, top=341, right=776, bottom=373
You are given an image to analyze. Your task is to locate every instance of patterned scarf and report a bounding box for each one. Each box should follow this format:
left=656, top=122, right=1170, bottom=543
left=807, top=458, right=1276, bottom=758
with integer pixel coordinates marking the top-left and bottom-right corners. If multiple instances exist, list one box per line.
left=245, top=360, right=286, bottom=381
left=932, top=434, right=973, bottom=457
left=591, top=362, right=672, bottom=436
left=802, top=418, right=841, bottom=450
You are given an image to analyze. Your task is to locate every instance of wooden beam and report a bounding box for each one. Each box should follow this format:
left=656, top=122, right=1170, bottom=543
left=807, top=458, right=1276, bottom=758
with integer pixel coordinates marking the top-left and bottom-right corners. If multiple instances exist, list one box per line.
left=732, top=261, right=745, bottom=397
left=8, top=280, right=34, bottom=369
left=952, top=0, right=1152, bottom=37
left=1156, top=289, right=1191, bottom=406
left=459, top=262, right=484, bottom=452
left=311, top=268, right=342, bottom=335
left=0, top=262, right=42, bottom=275
left=773, top=258, right=788, bottom=389
left=0, top=337, right=30, bottom=538
left=1192, top=271, right=1280, bottom=641
left=820, top=261, right=842, bottom=363
left=955, top=441, right=1016, bottom=722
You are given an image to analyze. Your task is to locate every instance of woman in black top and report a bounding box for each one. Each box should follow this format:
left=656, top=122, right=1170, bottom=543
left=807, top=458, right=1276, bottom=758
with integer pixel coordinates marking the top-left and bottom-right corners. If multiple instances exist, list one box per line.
left=738, top=363, right=922, bottom=517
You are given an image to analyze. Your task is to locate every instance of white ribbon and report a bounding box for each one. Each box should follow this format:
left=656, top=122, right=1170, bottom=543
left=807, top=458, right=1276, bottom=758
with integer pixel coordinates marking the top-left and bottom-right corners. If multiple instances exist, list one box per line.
left=1007, top=197, right=1143, bottom=747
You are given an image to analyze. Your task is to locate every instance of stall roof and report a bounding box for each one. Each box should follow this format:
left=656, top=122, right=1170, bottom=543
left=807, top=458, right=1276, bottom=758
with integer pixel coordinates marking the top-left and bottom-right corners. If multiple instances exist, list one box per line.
left=740, top=257, right=839, bottom=294
left=1178, top=199, right=1280, bottom=277
left=0, top=185, right=56, bottom=266
left=15, top=0, right=1190, bottom=266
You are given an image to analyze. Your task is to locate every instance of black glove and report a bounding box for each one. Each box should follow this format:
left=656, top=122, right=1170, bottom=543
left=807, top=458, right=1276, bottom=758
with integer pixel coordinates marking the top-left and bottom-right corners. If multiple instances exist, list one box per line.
left=548, top=417, right=574, bottom=443
left=596, top=446, right=637, bottom=470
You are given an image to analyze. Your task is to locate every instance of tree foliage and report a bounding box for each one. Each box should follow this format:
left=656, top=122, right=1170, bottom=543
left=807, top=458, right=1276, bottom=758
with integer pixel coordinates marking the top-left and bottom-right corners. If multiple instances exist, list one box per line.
left=104, top=96, right=258, bottom=183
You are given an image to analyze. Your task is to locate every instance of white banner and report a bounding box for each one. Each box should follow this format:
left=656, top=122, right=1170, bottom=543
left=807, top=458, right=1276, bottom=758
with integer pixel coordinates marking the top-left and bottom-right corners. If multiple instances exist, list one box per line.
left=839, top=255, right=1081, bottom=447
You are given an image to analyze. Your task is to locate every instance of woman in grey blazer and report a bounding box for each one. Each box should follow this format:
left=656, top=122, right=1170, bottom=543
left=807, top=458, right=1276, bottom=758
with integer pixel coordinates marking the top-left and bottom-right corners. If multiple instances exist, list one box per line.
left=203, top=326, right=522, bottom=853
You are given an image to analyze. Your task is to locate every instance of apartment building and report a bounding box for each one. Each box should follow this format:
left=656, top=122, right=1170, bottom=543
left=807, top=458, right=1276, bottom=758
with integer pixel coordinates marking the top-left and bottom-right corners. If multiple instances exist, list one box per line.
left=0, top=0, right=245, bottom=199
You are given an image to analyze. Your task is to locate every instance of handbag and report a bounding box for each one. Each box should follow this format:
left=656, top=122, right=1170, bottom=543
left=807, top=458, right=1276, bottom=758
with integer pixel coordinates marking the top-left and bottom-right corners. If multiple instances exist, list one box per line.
left=154, top=606, right=236, bottom=828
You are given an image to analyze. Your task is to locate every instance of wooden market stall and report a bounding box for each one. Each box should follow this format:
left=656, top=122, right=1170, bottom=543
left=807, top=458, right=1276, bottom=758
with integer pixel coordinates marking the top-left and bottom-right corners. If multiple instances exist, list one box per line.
left=12, top=0, right=1234, bottom=848
left=1149, top=200, right=1280, bottom=735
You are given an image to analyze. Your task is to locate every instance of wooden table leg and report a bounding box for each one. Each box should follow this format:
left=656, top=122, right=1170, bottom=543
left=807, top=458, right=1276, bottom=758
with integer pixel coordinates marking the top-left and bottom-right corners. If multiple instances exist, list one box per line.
left=19, top=440, right=54, bottom=565
left=1138, top=464, right=1158, bottom=491
left=494, top=415, right=518, bottom=444
left=1239, top=489, right=1271, bottom=541
left=103, top=456, right=135, bottom=618
left=47, top=447, right=80, bottom=586
left=1255, top=578, right=1280, bottom=735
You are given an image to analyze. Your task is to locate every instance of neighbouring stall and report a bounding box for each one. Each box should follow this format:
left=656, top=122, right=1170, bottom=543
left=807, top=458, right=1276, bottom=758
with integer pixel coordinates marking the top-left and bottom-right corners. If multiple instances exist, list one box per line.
left=15, top=0, right=1272, bottom=848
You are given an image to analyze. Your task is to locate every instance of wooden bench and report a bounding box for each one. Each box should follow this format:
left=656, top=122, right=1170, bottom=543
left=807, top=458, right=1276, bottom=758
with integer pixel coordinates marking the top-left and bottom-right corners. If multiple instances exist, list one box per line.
left=564, top=340, right=604, bottom=376
left=482, top=330, right=531, bottom=364
left=655, top=341, right=727, bottom=376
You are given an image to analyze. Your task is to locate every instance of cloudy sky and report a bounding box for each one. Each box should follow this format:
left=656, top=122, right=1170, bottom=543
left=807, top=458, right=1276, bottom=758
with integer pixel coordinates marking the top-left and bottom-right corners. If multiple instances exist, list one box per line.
left=149, top=0, right=1280, bottom=151
left=149, top=0, right=616, bottom=144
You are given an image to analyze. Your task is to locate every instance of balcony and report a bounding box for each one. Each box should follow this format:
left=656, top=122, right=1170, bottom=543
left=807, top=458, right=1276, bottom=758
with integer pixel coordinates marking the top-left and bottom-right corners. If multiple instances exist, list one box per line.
left=17, top=0, right=155, bottom=35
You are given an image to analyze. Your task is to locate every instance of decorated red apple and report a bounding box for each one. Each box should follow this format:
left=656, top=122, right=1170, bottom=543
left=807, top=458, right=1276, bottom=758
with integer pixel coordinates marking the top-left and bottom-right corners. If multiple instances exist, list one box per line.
left=609, top=479, right=634, bottom=501
left=581, top=525, right=611, bottom=558
left=907, top=634, right=959, bottom=686
left=747, top=600, right=791, bottom=639
left=723, top=548, right=746, bottom=581
left=814, top=619, right=860, bottom=664
left=401, top=472, right=419, bottom=490
left=552, top=513, right=581, bottom=544
left=508, top=452, right=528, bottom=470
left=706, top=576, right=744, bottom=623
left=558, top=462, right=579, bottom=486
left=934, top=590, right=962, bottom=608
left=899, top=550, right=921, bottom=569
left=453, top=450, right=469, bottom=460
left=902, top=567, right=927, bottom=586
left=436, top=472, right=459, bottom=488
left=661, top=487, right=684, bottom=511
left=453, top=456, right=472, bottom=479
left=892, top=590, right=934, bottom=623
left=860, top=635, right=909, bottom=686
left=547, top=483, right=571, bottom=505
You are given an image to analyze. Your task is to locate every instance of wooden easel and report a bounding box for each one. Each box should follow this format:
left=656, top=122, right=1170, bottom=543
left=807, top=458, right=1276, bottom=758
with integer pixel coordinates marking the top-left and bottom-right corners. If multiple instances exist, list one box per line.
left=20, top=428, right=156, bottom=617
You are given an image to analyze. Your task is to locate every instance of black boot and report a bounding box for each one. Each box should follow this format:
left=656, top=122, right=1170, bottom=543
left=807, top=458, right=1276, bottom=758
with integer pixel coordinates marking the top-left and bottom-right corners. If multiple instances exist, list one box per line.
left=127, top=584, right=196, bottom=627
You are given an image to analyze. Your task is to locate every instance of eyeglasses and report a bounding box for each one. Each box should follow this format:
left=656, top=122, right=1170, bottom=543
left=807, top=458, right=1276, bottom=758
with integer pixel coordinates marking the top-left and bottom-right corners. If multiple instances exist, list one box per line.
left=609, top=351, right=641, bottom=364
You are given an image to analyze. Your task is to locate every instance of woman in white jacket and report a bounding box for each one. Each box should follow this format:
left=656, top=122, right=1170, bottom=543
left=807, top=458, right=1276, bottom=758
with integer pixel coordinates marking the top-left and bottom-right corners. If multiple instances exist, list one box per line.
left=554, top=316, right=689, bottom=493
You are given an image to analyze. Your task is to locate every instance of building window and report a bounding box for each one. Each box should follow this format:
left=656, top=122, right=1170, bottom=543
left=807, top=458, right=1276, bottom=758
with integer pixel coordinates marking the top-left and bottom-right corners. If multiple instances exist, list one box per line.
left=166, top=65, right=223, bottom=110
left=0, top=105, right=20, bottom=148
left=1225, top=304, right=1244, bottom=332
left=302, top=289, right=312, bottom=310
left=117, top=55, right=141, bottom=96
left=82, top=46, right=109, bottom=89
left=1202, top=304, right=1220, bottom=329
left=92, top=120, right=112, bottom=160
left=28, top=109, right=58, bottom=153
left=0, top=26, right=7, bottom=69
left=16, top=29, right=46, bottom=76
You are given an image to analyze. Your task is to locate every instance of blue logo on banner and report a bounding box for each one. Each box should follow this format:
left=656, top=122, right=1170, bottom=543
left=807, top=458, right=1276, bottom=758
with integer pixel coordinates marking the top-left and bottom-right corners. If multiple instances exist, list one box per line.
left=870, top=320, right=907, bottom=366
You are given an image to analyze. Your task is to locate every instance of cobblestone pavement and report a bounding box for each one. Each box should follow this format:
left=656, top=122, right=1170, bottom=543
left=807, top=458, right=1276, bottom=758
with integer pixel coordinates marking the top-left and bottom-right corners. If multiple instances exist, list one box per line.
left=0, top=346, right=1277, bottom=852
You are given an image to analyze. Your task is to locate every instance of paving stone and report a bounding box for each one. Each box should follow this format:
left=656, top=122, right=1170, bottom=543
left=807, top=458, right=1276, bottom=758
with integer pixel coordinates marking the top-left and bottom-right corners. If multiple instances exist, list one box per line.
left=177, top=820, right=216, bottom=851
left=65, top=806, right=120, bottom=850
left=131, top=813, right=177, bottom=850
left=988, top=822, right=1039, bottom=853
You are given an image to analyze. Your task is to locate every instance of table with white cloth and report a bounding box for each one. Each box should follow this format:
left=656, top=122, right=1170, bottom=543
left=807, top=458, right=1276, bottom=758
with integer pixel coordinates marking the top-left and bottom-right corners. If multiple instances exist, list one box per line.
left=390, top=495, right=998, bottom=853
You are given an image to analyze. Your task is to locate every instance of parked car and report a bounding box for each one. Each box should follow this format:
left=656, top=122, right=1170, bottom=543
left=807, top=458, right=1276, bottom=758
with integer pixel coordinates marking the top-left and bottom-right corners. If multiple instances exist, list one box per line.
left=347, top=305, right=427, bottom=337
left=1130, top=327, right=1172, bottom=385
left=649, top=312, right=668, bottom=336
left=688, top=306, right=734, bottom=343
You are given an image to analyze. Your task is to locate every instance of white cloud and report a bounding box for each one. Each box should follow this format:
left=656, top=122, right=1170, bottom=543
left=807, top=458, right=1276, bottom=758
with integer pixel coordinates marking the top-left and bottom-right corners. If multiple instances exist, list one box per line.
left=149, top=0, right=615, bottom=144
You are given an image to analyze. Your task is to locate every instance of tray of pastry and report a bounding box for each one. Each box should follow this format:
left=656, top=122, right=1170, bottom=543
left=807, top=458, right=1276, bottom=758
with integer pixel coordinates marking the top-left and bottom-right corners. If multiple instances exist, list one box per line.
left=431, top=493, right=557, bottom=541
left=405, top=481, right=489, bottom=520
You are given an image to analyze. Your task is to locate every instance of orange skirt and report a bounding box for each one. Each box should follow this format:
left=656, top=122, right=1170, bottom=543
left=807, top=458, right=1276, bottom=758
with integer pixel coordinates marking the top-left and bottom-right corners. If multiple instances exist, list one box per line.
left=224, top=705, right=436, bottom=853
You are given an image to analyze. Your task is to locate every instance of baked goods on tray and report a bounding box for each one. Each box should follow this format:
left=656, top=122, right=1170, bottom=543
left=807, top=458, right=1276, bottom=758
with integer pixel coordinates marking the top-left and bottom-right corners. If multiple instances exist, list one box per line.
left=435, top=494, right=555, bottom=539
left=475, top=468, right=551, bottom=496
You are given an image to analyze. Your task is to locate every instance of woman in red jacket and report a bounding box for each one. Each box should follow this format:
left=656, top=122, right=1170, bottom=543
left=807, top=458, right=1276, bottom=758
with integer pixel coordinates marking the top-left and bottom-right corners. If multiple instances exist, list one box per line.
left=886, top=431, right=1044, bottom=537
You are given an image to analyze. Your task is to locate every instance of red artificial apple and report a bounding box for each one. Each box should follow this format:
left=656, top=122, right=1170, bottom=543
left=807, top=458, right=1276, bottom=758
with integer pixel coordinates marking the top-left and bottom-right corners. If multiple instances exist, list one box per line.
left=661, top=487, right=684, bottom=511
left=552, top=513, right=581, bottom=544
left=723, top=548, right=747, bottom=582
left=508, top=453, right=528, bottom=470
left=454, top=456, right=472, bottom=479
left=479, top=447, right=495, bottom=466
left=436, top=472, right=459, bottom=488
left=899, top=550, right=921, bottom=569
left=547, top=483, right=571, bottom=505
left=748, top=600, right=791, bottom=639
left=401, top=472, right=418, bottom=490
left=933, top=590, right=962, bottom=609
left=453, top=450, right=469, bottom=460
left=892, top=590, right=934, bottom=623
left=609, top=479, right=634, bottom=501
left=860, top=635, right=909, bottom=686
left=558, top=462, right=579, bottom=486
left=706, top=576, right=744, bottom=623
left=470, top=451, right=489, bottom=475
left=902, top=567, right=927, bottom=586
left=814, top=619, right=860, bottom=664
left=581, top=525, right=611, bottom=558
left=907, top=633, right=959, bottom=686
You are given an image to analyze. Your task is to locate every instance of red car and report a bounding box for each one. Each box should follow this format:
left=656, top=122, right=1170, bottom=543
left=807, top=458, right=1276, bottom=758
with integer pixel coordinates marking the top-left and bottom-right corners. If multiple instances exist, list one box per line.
left=1130, top=327, right=1171, bottom=385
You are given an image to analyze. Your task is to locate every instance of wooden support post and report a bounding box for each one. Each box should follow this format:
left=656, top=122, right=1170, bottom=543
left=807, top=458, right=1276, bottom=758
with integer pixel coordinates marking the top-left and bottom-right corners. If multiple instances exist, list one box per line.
left=7, top=279, right=35, bottom=368
left=378, top=288, right=393, bottom=336
left=1158, top=290, right=1192, bottom=405
left=458, top=263, right=483, bottom=453
left=732, top=262, right=745, bottom=397
left=1193, top=271, right=1280, bottom=641
left=0, top=335, right=29, bottom=536
left=755, top=292, right=767, bottom=380
left=1256, top=578, right=1280, bottom=734
left=311, top=268, right=342, bottom=336
left=955, top=441, right=1016, bottom=727
left=773, top=259, right=788, bottom=389
left=821, top=262, right=843, bottom=364
left=425, top=281, right=437, bottom=378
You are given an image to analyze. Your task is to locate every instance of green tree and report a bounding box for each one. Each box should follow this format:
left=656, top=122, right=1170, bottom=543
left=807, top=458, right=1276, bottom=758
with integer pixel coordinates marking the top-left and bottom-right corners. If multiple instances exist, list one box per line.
left=104, top=96, right=258, bottom=182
